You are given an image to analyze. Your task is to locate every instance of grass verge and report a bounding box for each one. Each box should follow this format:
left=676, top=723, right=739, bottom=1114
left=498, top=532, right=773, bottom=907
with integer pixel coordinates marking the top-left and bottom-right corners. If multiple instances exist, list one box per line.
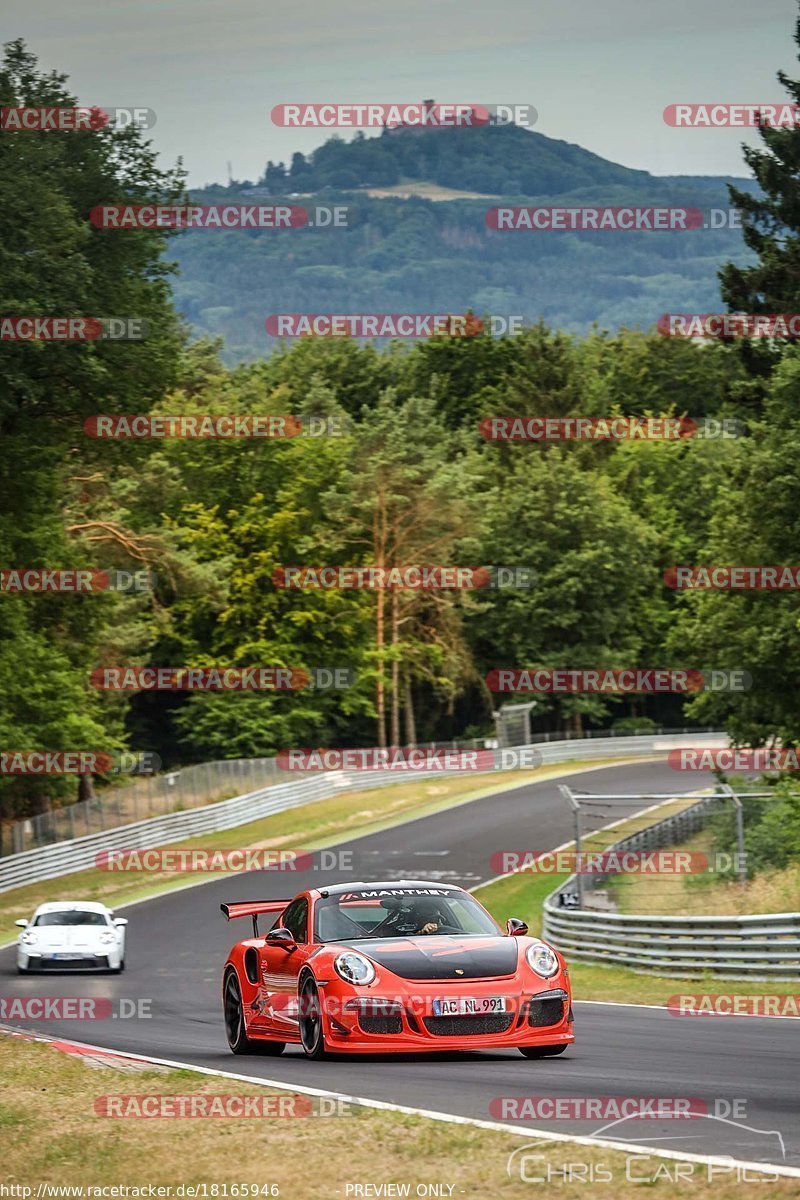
left=608, top=826, right=800, bottom=916
left=0, top=757, right=643, bottom=944
left=0, top=1034, right=792, bottom=1198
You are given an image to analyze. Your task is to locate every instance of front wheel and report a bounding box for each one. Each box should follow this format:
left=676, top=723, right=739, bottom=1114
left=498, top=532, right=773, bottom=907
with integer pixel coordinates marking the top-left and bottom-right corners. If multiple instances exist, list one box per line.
left=298, top=976, right=327, bottom=1060
left=224, top=970, right=285, bottom=1056
left=519, top=1044, right=569, bottom=1059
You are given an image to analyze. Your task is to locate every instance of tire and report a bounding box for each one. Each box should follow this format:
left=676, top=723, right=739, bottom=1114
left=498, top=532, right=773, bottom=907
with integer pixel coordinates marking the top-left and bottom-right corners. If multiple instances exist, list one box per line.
left=223, top=970, right=286, bottom=1057
left=519, top=1044, right=569, bottom=1059
left=16, top=965, right=27, bottom=975
left=298, top=975, right=327, bottom=1060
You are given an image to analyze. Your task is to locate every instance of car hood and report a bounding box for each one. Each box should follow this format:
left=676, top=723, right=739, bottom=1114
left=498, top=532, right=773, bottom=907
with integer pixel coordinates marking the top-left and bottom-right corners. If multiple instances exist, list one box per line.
left=345, top=936, right=519, bottom=980
left=23, top=927, right=110, bottom=950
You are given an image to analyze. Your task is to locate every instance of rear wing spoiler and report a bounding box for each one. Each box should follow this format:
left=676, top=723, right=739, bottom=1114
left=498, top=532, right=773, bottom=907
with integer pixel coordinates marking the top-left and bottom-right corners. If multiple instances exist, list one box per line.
left=220, top=900, right=289, bottom=937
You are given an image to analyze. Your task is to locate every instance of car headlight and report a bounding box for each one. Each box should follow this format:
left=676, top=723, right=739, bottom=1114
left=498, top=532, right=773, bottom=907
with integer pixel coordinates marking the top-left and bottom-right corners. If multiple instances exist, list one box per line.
left=334, top=951, right=376, bottom=985
left=526, top=942, right=559, bottom=978
left=99, top=932, right=116, bottom=944
left=20, top=931, right=37, bottom=945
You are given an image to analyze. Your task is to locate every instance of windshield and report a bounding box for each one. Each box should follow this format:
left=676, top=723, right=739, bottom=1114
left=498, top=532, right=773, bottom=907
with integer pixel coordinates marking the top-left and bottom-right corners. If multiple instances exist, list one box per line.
left=33, top=911, right=109, bottom=927
left=313, top=888, right=501, bottom=942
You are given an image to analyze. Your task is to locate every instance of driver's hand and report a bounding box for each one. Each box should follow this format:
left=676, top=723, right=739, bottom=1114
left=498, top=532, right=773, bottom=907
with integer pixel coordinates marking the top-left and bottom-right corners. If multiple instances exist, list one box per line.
left=420, top=921, right=439, bottom=934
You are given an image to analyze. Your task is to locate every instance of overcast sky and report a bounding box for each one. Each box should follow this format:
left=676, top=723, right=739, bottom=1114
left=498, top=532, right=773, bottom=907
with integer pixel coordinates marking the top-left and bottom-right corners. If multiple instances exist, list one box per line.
left=4, top=0, right=798, bottom=186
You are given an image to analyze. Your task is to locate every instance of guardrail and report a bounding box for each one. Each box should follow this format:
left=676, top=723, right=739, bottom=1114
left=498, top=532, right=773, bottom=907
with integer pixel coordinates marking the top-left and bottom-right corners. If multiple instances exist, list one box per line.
left=2, top=725, right=720, bottom=856
left=0, top=732, right=726, bottom=895
left=543, top=791, right=800, bottom=978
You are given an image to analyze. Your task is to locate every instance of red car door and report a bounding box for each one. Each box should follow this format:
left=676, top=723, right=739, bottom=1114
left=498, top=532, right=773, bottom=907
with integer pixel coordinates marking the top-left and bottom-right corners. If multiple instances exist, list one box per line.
left=249, top=896, right=312, bottom=1038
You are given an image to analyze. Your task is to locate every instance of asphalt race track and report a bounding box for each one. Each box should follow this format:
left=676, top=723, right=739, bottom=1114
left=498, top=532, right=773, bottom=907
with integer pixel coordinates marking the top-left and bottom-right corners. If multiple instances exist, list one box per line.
left=2, top=760, right=798, bottom=1168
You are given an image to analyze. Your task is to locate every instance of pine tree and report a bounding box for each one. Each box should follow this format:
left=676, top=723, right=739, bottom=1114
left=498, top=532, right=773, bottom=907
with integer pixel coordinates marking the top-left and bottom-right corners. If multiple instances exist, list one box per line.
left=720, top=12, right=800, bottom=314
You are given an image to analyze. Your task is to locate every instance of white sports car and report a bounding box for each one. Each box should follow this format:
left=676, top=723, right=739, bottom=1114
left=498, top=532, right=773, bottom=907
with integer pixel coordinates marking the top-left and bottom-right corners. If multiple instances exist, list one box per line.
left=16, top=901, right=127, bottom=973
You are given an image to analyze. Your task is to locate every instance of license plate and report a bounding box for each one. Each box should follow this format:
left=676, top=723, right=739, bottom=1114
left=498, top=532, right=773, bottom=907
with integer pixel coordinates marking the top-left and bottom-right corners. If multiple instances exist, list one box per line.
left=50, top=953, right=83, bottom=960
left=432, top=996, right=507, bottom=1016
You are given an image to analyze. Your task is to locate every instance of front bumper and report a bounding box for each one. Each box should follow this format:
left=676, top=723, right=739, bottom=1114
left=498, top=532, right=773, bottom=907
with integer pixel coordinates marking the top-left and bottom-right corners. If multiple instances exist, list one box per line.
left=18, top=949, right=118, bottom=971
left=320, top=984, right=574, bottom=1054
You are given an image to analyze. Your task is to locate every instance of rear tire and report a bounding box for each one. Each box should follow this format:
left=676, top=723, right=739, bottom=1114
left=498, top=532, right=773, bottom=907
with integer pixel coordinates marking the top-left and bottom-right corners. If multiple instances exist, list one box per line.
left=519, top=1044, right=569, bottom=1058
left=298, top=976, right=327, bottom=1060
left=224, top=970, right=286, bottom=1056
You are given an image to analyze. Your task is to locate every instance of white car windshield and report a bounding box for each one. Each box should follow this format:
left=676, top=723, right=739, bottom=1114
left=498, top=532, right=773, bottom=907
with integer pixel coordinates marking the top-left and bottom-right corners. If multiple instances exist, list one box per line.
left=33, top=912, right=109, bottom=927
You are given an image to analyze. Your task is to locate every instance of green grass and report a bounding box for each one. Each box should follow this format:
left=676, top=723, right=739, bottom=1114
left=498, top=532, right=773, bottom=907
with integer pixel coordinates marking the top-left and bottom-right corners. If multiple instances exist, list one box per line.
left=4, top=1034, right=791, bottom=1196
left=476, top=867, right=569, bottom=936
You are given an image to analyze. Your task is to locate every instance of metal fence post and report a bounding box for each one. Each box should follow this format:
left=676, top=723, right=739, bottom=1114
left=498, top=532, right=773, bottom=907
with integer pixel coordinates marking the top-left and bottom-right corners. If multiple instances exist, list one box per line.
left=558, top=784, right=583, bottom=907
left=720, top=783, right=747, bottom=886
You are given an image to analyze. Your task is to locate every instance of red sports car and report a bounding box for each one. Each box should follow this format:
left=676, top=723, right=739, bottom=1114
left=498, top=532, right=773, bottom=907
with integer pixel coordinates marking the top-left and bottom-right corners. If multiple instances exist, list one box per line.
left=220, top=879, right=574, bottom=1059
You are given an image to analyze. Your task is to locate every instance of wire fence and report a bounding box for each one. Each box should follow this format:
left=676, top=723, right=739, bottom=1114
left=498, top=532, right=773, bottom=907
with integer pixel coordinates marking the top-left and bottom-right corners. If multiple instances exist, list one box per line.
left=1, top=758, right=287, bottom=856
left=0, top=725, right=719, bottom=858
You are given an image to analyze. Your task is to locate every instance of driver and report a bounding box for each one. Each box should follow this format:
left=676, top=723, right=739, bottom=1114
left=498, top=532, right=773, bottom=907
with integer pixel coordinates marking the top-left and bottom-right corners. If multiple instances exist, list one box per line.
left=372, top=894, right=455, bottom=937
left=406, top=897, right=447, bottom=935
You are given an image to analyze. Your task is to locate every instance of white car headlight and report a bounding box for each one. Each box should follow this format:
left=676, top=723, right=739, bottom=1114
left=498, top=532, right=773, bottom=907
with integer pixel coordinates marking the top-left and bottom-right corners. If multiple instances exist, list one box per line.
left=99, top=932, right=116, bottom=944
left=20, top=931, right=37, bottom=945
left=334, top=951, right=376, bottom=985
left=526, top=942, right=559, bottom=978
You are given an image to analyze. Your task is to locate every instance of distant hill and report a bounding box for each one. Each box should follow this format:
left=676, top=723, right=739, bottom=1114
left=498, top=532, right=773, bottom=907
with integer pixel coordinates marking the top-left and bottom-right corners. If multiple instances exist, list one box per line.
left=171, top=124, right=759, bottom=362
left=259, top=123, right=656, bottom=196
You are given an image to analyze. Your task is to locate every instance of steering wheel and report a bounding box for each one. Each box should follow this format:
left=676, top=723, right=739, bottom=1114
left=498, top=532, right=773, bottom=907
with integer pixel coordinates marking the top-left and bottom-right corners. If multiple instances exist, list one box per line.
left=369, top=910, right=413, bottom=937
left=393, top=919, right=423, bottom=935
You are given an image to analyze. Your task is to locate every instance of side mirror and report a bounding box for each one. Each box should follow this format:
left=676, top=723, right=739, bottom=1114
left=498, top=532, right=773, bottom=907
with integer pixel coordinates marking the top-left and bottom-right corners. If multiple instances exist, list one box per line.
left=15, top=919, right=28, bottom=928
left=265, top=926, right=296, bottom=951
left=113, top=918, right=128, bottom=927
left=506, top=918, right=529, bottom=937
